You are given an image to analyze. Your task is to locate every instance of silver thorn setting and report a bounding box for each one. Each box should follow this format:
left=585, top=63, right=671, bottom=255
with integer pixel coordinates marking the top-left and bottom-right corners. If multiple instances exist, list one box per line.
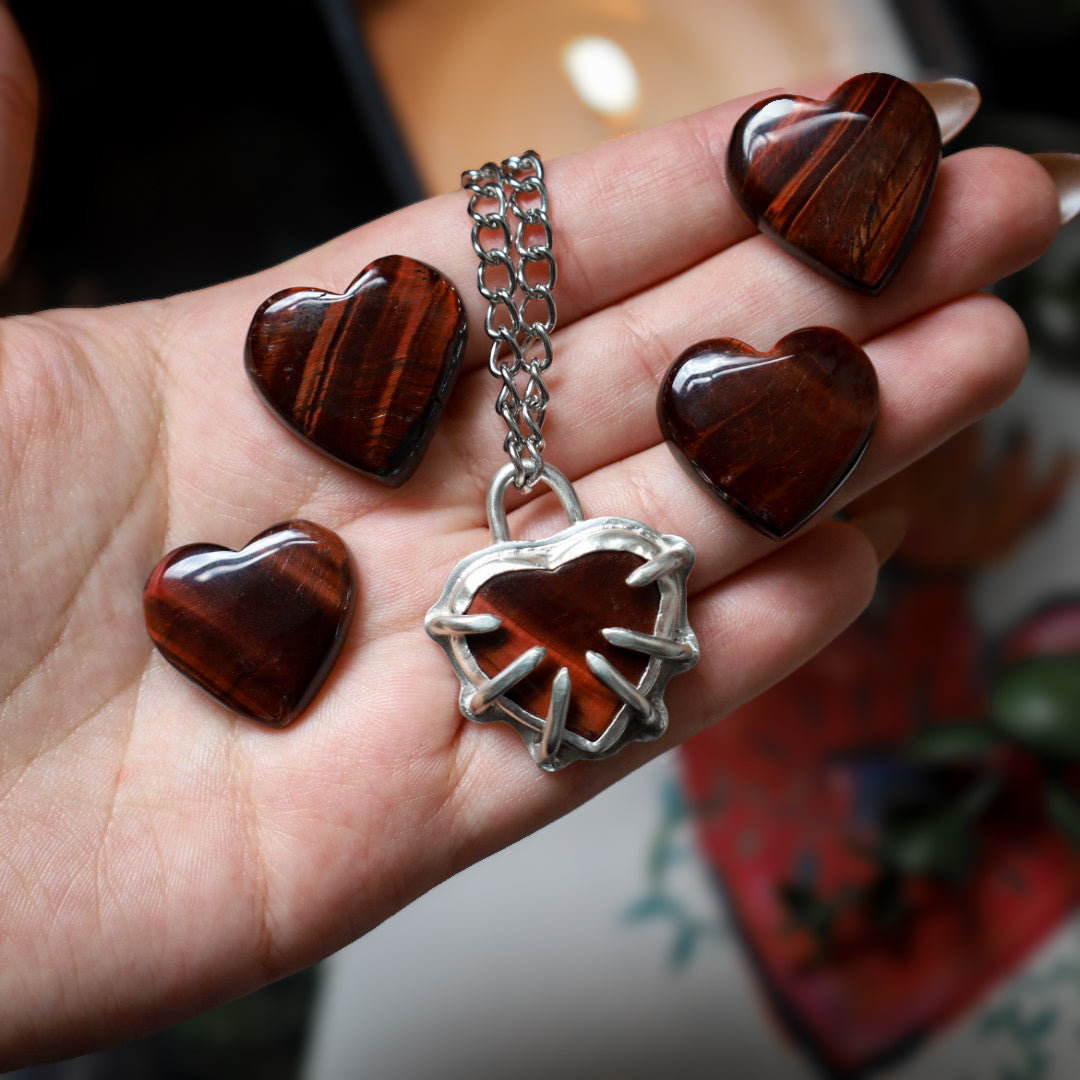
left=538, top=667, right=571, bottom=767
left=625, top=546, right=691, bottom=588
left=602, top=626, right=693, bottom=661
left=586, top=650, right=655, bottom=724
left=426, top=613, right=503, bottom=636
left=471, top=646, right=547, bottom=714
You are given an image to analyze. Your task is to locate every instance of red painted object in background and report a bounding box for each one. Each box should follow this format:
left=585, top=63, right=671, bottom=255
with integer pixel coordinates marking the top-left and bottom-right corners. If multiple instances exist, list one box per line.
left=679, top=429, right=1077, bottom=1074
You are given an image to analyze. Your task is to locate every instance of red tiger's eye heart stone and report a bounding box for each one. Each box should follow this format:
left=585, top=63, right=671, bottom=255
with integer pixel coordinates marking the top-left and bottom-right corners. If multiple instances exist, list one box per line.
left=467, top=551, right=661, bottom=741
left=658, top=327, right=879, bottom=540
left=246, top=254, right=467, bottom=486
left=727, top=72, right=940, bottom=294
left=143, top=520, right=354, bottom=727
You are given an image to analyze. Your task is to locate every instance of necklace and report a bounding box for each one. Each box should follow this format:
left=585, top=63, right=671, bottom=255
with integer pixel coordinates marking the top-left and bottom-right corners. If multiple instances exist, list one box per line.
left=426, top=153, right=699, bottom=770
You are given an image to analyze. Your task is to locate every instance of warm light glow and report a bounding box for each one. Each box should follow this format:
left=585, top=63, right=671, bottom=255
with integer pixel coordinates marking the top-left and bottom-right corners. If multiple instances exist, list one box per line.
left=560, top=35, right=641, bottom=117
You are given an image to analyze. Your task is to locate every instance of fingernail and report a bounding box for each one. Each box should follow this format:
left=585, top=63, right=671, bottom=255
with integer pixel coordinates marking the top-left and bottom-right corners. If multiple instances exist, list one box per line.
left=1031, top=153, right=1080, bottom=226
left=913, top=78, right=980, bottom=145
left=848, top=507, right=909, bottom=566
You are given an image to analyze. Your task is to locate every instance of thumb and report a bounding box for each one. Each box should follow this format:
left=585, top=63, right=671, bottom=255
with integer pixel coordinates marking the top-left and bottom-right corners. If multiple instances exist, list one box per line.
left=0, top=5, right=37, bottom=278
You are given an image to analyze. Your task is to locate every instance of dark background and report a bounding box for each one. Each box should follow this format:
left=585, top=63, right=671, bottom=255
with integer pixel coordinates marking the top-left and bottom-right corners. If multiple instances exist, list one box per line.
left=3, top=1, right=1078, bottom=1077
left=3, top=0, right=1079, bottom=314
left=0, top=0, right=399, bottom=315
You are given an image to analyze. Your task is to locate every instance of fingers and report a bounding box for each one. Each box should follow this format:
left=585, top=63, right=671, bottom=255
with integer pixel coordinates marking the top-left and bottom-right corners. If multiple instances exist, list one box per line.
left=501, top=290, right=1027, bottom=591
left=436, top=144, right=1055, bottom=513
left=159, top=89, right=769, bottom=520
left=0, top=7, right=37, bottom=275
left=161, top=85, right=1060, bottom=561
left=288, top=93, right=762, bottom=342
left=171, top=86, right=1059, bottom=531
left=219, top=86, right=814, bottom=376
left=249, top=84, right=1053, bottom=384
left=666, top=519, right=880, bottom=729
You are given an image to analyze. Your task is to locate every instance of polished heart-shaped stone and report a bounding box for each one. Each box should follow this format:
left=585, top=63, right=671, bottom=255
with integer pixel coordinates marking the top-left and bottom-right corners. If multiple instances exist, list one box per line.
left=144, top=521, right=354, bottom=727
left=468, top=550, right=661, bottom=742
left=727, top=72, right=940, bottom=294
left=658, top=327, right=879, bottom=539
left=246, top=254, right=467, bottom=485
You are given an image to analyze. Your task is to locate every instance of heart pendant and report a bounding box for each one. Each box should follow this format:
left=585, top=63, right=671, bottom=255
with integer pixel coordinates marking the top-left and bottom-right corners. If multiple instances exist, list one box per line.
left=426, top=465, right=699, bottom=770
left=727, top=72, right=940, bottom=294
left=658, top=327, right=879, bottom=539
left=144, top=520, right=355, bottom=727
left=246, top=254, right=467, bottom=486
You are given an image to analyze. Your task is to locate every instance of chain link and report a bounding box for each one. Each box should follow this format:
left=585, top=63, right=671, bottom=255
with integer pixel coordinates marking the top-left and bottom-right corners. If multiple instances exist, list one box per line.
left=462, top=151, right=557, bottom=491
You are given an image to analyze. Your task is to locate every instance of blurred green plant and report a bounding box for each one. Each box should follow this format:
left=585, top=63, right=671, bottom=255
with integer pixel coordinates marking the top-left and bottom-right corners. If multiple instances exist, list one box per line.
left=624, top=779, right=728, bottom=968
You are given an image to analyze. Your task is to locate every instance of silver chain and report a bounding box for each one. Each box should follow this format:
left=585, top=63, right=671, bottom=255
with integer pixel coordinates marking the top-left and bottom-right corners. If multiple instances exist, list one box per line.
left=462, top=152, right=557, bottom=491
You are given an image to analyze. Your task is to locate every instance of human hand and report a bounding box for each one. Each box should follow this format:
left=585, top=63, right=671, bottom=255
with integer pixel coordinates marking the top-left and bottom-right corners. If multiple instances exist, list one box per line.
left=0, top=28, right=1065, bottom=1066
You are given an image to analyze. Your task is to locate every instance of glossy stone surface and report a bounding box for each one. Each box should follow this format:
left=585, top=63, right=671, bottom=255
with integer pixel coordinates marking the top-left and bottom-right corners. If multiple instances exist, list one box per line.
left=658, top=327, right=879, bottom=539
left=727, top=72, right=940, bottom=295
left=246, top=254, right=467, bottom=485
left=144, top=521, right=354, bottom=727
left=468, top=551, right=661, bottom=741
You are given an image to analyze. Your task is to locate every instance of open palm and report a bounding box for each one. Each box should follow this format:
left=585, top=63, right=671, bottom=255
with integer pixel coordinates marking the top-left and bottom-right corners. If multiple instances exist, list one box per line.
left=0, top=16, right=1063, bottom=1064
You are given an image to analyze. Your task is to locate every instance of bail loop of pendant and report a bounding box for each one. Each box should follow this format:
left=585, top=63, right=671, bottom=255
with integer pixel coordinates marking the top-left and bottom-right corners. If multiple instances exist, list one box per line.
left=486, top=463, right=583, bottom=544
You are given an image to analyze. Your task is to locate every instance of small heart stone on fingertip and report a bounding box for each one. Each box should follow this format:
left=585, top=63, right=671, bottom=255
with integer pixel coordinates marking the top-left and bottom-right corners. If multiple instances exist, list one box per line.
left=726, top=73, right=940, bottom=294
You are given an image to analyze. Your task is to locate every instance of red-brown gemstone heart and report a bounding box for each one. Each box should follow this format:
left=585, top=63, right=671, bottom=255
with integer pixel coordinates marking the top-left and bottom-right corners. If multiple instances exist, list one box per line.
left=143, top=521, right=354, bottom=727
left=658, top=327, right=879, bottom=539
left=467, top=551, right=661, bottom=741
left=246, top=254, right=467, bottom=486
left=727, top=72, right=940, bottom=294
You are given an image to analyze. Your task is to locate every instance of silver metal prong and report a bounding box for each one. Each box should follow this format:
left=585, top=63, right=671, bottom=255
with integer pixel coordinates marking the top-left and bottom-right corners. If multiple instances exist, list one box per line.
left=626, top=546, right=690, bottom=588
left=471, top=646, right=547, bottom=714
left=426, top=613, right=503, bottom=636
left=586, top=651, right=654, bottom=722
left=602, top=626, right=693, bottom=662
left=538, top=667, right=571, bottom=767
